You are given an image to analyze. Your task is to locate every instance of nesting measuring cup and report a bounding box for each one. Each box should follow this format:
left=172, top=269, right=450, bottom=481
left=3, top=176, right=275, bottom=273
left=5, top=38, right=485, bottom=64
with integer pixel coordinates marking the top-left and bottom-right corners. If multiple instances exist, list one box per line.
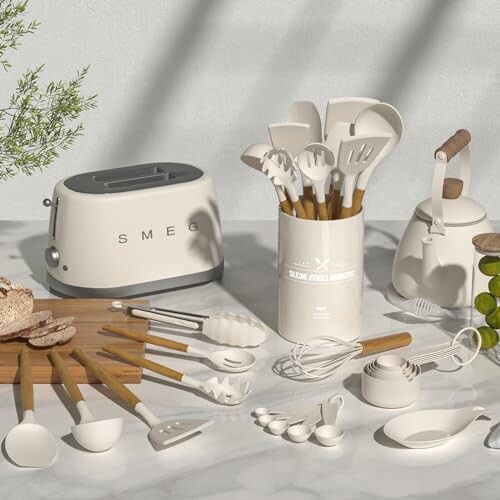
left=278, top=210, right=364, bottom=342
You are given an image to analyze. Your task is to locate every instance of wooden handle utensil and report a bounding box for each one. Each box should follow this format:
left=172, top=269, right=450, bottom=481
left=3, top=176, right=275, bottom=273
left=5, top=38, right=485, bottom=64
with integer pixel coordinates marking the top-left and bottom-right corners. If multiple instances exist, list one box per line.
left=20, top=347, right=34, bottom=412
left=101, top=324, right=188, bottom=352
left=102, top=345, right=184, bottom=382
left=72, top=347, right=141, bottom=408
left=358, top=332, right=412, bottom=357
left=50, top=351, right=84, bottom=403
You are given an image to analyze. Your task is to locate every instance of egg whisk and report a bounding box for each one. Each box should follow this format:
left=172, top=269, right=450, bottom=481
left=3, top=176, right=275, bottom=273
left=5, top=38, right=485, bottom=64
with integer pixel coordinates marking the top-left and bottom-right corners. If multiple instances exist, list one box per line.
left=288, top=331, right=412, bottom=380
left=111, top=301, right=268, bottom=347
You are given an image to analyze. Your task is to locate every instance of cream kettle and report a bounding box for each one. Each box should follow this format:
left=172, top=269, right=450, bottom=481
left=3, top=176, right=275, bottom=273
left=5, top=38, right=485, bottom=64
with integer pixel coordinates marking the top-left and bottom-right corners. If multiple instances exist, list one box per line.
left=392, top=130, right=493, bottom=308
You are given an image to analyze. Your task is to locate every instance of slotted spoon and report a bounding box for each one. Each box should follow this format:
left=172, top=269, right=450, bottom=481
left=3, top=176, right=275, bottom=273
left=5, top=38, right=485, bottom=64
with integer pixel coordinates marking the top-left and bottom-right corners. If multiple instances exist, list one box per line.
left=102, top=324, right=256, bottom=373
left=103, top=346, right=251, bottom=405
left=296, top=143, right=335, bottom=220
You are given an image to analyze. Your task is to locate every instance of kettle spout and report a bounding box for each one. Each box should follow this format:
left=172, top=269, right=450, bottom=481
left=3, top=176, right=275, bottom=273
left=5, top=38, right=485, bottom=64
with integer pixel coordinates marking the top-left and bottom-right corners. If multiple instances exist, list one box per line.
left=421, top=236, right=440, bottom=287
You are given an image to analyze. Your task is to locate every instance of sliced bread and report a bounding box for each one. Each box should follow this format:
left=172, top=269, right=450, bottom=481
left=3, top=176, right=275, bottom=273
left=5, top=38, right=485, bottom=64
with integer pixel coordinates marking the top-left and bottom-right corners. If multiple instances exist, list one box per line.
left=0, top=277, right=34, bottom=328
left=0, top=310, right=52, bottom=340
left=28, top=325, right=76, bottom=347
left=20, top=316, right=75, bottom=339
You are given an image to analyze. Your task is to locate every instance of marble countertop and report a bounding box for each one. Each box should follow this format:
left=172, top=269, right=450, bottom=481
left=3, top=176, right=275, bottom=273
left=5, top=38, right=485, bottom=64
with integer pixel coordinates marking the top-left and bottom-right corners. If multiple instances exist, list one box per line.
left=1, top=219, right=500, bottom=499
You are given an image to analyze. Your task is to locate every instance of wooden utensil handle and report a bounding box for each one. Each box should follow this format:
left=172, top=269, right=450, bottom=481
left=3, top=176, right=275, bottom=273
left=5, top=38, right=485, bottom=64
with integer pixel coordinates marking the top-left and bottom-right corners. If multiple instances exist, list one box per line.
left=359, top=332, right=412, bottom=357
left=351, top=188, right=365, bottom=216
left=339, top=205, right=352, bottom=219
left=435, top=129, right=471, bottom=161
left=50, top=351, right=84, bottom=404
left=328, top=188, right=342, bottom=220
left=102, top=324, right=188, bottom=353
left=103, top=345, right=184, bottom=382
left=302, top=186, right=316, bottom=220
left=317, top=202, right=329, bottom=221
left=72, top=347, right=141, bottom=408
left=293, top=200, right=308, bottom=219
left=280, top=200, right=293, bottom=216
left=20, top=347, right=34, bottom=411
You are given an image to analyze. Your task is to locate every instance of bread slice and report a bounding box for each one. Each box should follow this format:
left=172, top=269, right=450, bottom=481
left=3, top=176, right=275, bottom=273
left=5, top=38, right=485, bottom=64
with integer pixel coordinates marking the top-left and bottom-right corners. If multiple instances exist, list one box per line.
left=0, top=310, right=52, bottom=340
left=0, top=277, right=34, bottom=328
left=20, top=316, right=75, bottom=339
left=28, top=325, right=76, bottom=347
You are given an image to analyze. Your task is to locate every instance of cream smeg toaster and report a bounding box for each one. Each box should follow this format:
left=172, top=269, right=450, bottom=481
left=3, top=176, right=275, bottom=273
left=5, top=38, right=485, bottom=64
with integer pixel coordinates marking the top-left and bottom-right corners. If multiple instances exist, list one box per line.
left=43, top=163, right=224, bottom=297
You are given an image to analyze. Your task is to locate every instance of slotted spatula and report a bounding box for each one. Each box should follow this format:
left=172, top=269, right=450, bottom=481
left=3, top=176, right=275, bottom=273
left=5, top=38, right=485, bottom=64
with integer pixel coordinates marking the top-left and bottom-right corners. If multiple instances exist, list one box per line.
left=337, top=134, right=391, bottom=218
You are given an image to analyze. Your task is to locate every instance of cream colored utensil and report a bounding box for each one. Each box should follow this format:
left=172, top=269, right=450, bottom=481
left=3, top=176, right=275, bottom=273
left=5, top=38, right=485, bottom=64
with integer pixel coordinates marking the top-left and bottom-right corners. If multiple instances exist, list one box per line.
left=50, top=351, right=123, bottom=452
left=240, top=143, right=293, bottom=215
left=111, top=301, right=268, bottom=347
left=289, top=331, right=412, bottom=380
left=288, top=101, right=322, bottom=143
left=325, top=121, right=350, bottom=219
left=296, top=143, right=335, bottom=220
left=73, top=347, right=213, bottom=446
left=337, top=134, right=391, bottom=218
left=102, top=324, right=256, bottom=373
left=268, top=122, right=315, bottom=219
left=261, top=148, right=307, bottom=219
left=103, top=346, right=250, bottom=406
left=384, top=406, right=493, bottom=449
left=286, top=405, right=323, bottom=443
left=5, top=348, right=57, bottom=468
left=324, top=97, right=379, bottom=140
left=352, top=103, right=403, bottom=214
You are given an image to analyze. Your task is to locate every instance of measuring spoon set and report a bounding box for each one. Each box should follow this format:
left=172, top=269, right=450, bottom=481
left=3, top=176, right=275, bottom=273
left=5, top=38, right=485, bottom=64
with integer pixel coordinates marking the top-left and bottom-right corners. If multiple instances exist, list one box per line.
left=241, top=98, right=403, bottom=220
left=254, top=395, right=345, bottom=447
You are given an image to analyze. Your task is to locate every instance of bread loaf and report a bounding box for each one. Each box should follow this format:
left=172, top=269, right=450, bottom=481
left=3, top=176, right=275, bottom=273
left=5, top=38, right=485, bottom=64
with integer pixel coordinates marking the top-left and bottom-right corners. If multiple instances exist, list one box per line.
left=0, top=277, right=33, bottom=328
left=0, top=310, right=52, bottom=340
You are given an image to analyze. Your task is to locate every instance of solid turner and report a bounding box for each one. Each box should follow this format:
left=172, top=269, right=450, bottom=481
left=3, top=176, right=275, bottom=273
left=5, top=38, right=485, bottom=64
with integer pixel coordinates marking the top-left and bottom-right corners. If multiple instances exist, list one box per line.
left=103, top=346, right=251, bottom=406
left=111, top=301, right=268, bottom=347
left=73, top=348, right=213, bottom=448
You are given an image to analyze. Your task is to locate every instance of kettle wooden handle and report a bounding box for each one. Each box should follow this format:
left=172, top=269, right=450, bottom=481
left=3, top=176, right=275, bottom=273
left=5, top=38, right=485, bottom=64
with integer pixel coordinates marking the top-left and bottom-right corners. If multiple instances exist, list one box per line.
left=359, top=332, right=412, bottom=357
left=435, top=129, right=471, bottom=161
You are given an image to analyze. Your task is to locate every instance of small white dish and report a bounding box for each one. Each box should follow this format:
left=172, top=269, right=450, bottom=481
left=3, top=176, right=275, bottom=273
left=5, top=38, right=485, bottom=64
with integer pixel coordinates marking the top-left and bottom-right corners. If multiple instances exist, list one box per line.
left=384, top=406, right=493, bottom=449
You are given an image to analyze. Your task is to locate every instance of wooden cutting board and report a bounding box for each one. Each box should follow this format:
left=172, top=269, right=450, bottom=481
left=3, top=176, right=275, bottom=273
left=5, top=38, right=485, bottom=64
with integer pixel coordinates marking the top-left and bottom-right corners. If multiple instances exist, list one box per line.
left=0, top=299, right=148, bottom=384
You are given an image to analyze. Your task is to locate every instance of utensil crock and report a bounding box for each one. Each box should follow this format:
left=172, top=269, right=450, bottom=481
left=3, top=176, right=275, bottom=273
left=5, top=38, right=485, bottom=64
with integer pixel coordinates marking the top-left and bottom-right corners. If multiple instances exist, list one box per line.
left=278, top=209, right=364, bottom=342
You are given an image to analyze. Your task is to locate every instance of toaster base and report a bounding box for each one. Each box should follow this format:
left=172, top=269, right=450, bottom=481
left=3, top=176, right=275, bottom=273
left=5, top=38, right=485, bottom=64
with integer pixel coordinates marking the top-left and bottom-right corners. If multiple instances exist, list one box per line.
left=47, top=262, right=224, bottom=298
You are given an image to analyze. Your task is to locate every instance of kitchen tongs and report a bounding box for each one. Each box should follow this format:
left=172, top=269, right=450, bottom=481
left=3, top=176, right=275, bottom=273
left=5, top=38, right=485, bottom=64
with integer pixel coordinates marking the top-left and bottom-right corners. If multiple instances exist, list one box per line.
left=111, top=301, right=268, bottom=347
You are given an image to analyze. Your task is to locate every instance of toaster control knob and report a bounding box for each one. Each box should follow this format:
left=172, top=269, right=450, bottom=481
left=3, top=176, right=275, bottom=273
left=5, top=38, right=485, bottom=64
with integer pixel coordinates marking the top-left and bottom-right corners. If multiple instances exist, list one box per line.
left=45, top=246, right=60, bottom=268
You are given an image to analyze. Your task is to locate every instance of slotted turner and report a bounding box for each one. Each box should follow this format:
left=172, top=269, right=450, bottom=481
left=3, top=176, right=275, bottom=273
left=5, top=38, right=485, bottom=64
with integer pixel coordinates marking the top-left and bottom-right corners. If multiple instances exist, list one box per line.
left=337, top=134, right=391, bottom=218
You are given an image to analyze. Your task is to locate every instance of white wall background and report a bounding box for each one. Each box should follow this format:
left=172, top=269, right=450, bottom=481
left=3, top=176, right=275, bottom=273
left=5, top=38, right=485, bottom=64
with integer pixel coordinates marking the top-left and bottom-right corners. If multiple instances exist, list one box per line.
left=0, top=0, right=499, bottom=221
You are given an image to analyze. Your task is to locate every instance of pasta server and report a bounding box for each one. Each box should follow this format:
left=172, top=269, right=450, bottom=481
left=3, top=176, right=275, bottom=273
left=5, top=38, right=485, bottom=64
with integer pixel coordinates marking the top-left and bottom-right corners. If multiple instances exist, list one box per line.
left=111, top=301, right=268, bottom=347
left=103, top=346, right=251, bottom=406
left=73, top=348, right=213, bottom=447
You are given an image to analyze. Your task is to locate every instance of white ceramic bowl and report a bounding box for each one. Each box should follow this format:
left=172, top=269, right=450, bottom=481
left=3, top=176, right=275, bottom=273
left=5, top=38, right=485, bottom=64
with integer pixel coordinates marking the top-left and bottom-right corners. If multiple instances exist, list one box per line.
left=362, top=364, right=421, bottom=409
left=364, top=360, right=419, bottom=382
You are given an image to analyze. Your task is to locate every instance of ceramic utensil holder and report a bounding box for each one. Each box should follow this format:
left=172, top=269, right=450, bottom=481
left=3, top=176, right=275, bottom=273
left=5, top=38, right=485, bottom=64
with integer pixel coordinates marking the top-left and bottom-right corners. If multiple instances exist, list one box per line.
left=278, top=210, right=364, bottom=343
